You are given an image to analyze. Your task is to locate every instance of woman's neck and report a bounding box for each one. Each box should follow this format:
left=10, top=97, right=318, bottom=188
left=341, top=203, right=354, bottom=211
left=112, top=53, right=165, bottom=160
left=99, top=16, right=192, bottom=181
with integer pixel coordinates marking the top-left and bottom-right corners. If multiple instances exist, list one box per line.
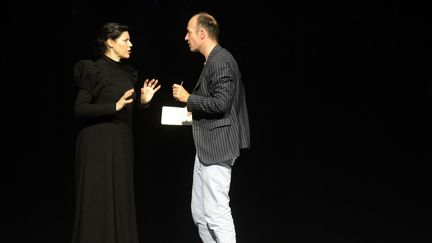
left=104, top=52, right=120, bottom=62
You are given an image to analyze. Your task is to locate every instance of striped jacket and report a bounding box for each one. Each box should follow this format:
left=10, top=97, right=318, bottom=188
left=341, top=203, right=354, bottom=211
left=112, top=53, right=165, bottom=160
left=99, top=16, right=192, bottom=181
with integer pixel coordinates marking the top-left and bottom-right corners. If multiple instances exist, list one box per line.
left=187, top=45, right=250, bottom=165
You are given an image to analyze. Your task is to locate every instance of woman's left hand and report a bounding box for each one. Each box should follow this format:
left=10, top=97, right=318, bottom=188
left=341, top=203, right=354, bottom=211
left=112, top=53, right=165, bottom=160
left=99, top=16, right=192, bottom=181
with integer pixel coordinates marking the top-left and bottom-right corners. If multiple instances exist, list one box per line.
left=140, top=79, right=161, bottom=105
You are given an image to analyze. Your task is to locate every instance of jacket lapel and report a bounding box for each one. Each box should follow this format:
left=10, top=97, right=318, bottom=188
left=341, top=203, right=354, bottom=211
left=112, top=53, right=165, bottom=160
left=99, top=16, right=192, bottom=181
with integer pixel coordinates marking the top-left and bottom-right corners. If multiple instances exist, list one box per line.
left=193, top=45, right=221, bottom=92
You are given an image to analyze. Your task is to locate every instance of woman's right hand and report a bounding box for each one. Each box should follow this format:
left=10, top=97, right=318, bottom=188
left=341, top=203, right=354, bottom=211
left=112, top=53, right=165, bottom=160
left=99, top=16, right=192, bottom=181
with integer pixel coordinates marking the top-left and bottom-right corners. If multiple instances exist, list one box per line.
left=116, top=88, right=134, bottom=111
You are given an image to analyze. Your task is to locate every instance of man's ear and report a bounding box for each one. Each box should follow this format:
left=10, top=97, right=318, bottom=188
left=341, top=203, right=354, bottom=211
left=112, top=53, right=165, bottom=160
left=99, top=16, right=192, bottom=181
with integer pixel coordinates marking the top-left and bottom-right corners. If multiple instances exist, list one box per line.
left=199, top=28, right=206, bottom=40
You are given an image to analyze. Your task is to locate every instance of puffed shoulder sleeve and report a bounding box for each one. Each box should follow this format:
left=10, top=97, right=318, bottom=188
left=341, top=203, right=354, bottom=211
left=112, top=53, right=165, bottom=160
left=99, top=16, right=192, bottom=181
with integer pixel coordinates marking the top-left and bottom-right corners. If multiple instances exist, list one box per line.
left=73, top=60, right=102, bottom=96
left=73, top=60, right=116, bottom=118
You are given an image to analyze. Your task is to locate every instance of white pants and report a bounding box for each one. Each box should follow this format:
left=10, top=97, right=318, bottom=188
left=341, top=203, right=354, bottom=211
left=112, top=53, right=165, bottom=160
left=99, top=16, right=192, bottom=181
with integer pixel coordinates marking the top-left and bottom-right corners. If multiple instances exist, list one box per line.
left=191, top=154, right=236, bottom=243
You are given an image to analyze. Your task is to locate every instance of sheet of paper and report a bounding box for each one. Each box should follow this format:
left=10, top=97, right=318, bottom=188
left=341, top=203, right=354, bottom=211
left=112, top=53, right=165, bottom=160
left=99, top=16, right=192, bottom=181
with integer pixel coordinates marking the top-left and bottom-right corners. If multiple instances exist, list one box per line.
left=161, top=106, right=192, bottom=125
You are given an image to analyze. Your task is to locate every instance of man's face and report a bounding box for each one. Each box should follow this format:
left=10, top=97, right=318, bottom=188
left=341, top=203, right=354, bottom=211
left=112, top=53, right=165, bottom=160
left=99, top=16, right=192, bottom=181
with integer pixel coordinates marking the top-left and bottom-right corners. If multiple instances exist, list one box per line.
left=185, top=16, right=201, bottom=52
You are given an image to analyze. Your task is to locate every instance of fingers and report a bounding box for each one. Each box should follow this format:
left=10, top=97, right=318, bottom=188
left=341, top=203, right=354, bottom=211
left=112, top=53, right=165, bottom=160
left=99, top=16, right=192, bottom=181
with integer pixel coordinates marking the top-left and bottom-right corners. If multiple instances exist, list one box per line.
left=124, top=89, right=134, bottom=103
left=172, top=89, right=180, bottom=99
left=143, top=79, right=158, bottom=88
left=149, top=79, right=158, bottom=86
left=123, top=88, right=134, bottom=98
left=142, top=79, right=161, bottom=95
left=172, top=84, right=180, bottom=91
left=117, top=89, right=134, bottom=110
left=153, top=84, right=161, bottom=92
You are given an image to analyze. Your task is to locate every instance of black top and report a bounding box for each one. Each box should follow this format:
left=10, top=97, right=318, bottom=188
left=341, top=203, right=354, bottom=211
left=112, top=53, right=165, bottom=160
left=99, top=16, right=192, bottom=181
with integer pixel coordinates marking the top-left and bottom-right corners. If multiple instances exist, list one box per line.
left=71, top=55, right=139, bottom=243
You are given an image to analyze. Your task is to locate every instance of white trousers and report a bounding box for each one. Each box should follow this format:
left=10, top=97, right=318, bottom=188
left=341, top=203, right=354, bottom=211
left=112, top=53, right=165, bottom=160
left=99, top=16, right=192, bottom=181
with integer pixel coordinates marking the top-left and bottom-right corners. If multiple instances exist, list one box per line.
left=191, top=154, right=236, bottom=243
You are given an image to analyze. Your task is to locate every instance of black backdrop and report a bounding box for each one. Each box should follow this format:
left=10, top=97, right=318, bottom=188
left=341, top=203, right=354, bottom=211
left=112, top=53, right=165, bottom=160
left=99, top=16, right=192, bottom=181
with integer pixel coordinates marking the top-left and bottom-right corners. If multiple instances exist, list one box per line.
left=14, top=0, right=432, bottom=242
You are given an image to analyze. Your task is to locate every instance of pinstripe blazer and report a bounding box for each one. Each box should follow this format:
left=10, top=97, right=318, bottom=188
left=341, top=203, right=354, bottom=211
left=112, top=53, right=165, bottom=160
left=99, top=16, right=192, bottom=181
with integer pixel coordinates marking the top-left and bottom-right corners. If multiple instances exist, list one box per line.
left=187, top=45, right=250, bottom=165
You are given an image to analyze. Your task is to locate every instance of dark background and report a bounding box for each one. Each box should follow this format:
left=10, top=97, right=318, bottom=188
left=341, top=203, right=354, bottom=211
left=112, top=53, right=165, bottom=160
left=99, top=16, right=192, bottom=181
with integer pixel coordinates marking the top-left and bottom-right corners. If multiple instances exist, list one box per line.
left=14, top=0, right=432, bottom=242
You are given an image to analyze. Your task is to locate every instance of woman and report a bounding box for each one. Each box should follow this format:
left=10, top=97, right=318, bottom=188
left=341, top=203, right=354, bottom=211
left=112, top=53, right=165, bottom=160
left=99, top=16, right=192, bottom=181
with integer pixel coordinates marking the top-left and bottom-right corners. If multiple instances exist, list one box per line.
left=71, top=22, right=160, bottom=243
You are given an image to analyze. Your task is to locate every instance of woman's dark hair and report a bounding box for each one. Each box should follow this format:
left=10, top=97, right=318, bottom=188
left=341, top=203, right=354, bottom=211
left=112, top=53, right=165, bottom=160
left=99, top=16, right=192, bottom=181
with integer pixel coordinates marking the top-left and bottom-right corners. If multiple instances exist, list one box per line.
left=95, top=22, right=129, bottom=56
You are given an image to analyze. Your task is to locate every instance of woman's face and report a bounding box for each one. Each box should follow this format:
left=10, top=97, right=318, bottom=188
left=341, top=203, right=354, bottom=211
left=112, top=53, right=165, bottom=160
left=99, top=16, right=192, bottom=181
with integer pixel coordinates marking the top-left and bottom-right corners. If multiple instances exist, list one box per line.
left=109, top=31, right=133, bottom=60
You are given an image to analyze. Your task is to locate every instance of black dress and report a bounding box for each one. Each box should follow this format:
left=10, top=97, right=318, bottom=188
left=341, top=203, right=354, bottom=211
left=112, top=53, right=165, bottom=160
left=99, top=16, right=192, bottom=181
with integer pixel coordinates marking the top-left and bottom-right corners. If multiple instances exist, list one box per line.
left=71, top=55, right=139, bottom=243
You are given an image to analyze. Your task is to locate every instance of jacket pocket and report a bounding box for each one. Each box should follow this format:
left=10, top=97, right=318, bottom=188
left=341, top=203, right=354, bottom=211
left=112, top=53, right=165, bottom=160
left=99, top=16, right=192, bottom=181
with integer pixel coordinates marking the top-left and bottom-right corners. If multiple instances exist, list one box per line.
left=205, top=118, right=231, bottom=130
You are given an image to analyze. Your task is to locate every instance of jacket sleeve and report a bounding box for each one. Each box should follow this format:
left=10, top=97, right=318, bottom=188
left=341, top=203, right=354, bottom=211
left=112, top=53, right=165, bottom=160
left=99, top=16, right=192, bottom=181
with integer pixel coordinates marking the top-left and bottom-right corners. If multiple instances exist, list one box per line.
left=187, top=60, right=235, bottom=115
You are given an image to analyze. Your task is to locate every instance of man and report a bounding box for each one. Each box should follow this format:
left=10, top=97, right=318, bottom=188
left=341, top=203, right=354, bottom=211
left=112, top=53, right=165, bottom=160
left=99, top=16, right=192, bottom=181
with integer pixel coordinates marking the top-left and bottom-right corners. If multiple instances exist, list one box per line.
left=172, top=12, right=250, bottom=243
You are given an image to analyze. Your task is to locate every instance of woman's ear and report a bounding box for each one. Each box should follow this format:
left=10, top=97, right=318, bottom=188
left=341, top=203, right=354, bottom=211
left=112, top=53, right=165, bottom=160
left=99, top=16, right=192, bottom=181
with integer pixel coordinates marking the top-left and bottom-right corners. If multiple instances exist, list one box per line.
left=106, top=38, right=114, bottom=48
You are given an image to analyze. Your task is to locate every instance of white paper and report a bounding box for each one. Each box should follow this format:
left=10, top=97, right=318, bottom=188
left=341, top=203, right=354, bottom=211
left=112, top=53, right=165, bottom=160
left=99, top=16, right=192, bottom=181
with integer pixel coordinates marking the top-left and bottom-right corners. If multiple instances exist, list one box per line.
left=161, top=106, right=192, bottom=125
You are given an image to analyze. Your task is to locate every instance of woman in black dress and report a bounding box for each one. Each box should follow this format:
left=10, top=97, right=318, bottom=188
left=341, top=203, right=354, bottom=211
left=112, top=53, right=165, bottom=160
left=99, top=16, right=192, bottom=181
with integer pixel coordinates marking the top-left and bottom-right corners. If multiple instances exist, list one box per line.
left=71, top=22, right=160, bottom=243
